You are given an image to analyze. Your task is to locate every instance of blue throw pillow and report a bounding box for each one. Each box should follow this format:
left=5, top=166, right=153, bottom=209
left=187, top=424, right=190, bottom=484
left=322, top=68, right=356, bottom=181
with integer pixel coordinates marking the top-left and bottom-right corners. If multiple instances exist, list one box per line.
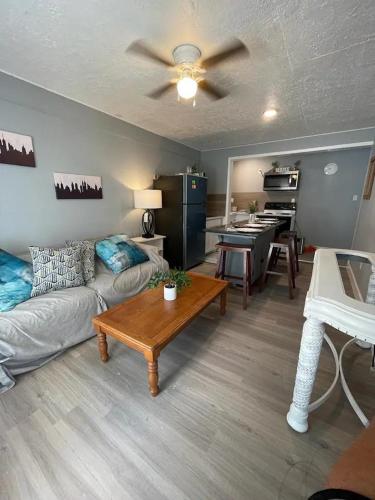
left=96, top=235, right=149, bottom=274
left=0, top=249, right=33, bottom=312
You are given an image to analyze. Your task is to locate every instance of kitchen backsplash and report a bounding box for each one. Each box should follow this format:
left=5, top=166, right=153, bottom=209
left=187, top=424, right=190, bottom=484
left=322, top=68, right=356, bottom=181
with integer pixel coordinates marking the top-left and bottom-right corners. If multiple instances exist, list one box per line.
left=207, top=192, right=296, bottom=216
left=232, top=191, right=296, bottom=211
left=207, top=194, right=226, bottom=216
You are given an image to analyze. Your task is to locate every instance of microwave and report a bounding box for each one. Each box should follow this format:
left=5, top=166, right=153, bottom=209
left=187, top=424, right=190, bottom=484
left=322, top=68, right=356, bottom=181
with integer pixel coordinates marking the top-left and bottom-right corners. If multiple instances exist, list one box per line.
left=263, top=170, right=300, bottom=191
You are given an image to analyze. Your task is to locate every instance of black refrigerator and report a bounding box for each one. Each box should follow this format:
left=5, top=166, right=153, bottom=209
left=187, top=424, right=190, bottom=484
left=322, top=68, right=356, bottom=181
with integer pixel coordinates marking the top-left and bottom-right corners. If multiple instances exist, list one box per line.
left=153, top=174, right=207, bottom=269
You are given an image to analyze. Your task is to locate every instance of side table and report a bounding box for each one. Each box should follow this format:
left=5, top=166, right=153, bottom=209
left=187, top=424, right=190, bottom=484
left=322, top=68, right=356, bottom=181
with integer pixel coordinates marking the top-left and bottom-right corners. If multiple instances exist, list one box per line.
left=131, top=234, right=166, bottom=256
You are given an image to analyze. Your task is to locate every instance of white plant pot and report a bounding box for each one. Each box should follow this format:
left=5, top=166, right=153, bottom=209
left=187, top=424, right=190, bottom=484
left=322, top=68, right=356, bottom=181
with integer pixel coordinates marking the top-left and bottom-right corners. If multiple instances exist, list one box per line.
left=164, top=285, right=177, bottom=301
left=249, top=213, right=256, bottom=223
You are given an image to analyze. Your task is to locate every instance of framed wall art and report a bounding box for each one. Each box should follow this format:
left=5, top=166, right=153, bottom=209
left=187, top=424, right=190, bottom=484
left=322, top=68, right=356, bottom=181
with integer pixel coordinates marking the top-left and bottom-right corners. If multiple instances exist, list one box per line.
left=54, top=172, right=103, bottom=199
left=0, top=130, right=36, bottom=167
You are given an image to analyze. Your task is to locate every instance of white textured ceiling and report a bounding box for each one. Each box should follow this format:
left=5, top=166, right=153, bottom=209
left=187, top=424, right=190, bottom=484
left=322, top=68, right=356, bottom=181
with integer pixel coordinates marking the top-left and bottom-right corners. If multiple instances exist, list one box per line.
left=1, top=0, right=374, bottom=150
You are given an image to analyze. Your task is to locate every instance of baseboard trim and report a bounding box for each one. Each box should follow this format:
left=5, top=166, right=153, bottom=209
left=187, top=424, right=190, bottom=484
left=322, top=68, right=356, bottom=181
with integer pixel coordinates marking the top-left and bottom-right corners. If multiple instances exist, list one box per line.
left=346, top=262, right=364, bottom=301
left=204, top=251, right=219, bottom=264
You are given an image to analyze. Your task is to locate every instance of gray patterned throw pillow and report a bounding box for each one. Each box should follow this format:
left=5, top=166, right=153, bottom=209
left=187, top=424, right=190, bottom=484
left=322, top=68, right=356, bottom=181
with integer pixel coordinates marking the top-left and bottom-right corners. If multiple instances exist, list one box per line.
left=66, top=239, right=95, bottom=283
left=29, top=246, right=84, bottom=297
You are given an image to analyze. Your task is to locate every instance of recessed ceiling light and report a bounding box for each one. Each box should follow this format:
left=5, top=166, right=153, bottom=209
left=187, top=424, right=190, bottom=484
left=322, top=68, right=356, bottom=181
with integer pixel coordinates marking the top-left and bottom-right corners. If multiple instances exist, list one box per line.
left=263, top=108, right=278, bottom=119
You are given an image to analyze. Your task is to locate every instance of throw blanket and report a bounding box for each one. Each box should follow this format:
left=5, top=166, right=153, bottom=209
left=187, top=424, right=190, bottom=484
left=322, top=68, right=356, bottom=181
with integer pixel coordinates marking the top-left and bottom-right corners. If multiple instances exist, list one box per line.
left=0, top=286, right=106, bottom=393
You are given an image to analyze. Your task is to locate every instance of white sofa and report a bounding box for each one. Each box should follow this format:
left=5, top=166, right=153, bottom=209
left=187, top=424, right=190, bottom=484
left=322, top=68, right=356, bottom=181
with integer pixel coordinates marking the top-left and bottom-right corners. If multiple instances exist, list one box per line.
left=0, top=243, right=168, bottom=393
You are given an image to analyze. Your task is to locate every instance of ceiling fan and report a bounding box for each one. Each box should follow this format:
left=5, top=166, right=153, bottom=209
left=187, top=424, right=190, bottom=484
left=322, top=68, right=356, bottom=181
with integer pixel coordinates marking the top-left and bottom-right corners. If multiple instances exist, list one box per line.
left=126, top=38, right=249, bottom=104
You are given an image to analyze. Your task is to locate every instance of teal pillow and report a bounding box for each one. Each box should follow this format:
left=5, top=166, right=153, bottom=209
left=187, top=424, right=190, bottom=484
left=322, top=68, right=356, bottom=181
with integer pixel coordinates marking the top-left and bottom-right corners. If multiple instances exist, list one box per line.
left=96, top=235, right=149, bottom=274
left=0, top=249, right=33, bottom=312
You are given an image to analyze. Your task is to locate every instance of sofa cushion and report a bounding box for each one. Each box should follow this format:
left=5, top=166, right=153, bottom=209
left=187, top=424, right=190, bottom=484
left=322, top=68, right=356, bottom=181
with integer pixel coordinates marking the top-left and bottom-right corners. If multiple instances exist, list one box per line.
left=29, top=246, right=84, bottom=297
left=0, top=249, right=33, bottom=312
left=66, top=239, right=96, bottom=283
left=95, top=235, right=149, bottom=274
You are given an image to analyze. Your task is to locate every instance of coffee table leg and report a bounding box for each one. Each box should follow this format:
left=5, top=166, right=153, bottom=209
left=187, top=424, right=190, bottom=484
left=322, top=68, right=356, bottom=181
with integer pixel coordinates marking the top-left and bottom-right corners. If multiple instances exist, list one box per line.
left=96, top=330, right=109, bottom=362
left=147, top=360, right=159, bottom=397
left=145, top=353, right=159, bottom=397
left=220, top=288, right=227, bottom=315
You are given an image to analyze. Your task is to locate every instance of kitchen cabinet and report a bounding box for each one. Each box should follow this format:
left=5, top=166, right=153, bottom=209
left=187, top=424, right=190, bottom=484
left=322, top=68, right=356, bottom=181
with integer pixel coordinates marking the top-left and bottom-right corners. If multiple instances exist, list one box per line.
left=205, top=217, right=224, bottom=254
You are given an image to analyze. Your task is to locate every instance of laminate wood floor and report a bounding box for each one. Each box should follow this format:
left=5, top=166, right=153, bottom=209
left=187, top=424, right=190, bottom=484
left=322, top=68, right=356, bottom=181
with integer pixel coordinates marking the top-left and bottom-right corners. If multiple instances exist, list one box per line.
left=1, top=262, right=374, bottom=500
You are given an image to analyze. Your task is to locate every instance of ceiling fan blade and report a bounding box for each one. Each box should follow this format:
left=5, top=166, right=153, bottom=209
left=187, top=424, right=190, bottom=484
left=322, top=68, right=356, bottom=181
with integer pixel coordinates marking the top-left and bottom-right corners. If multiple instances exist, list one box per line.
left=201, top=38, right=249, bottom=68
left=199, top=80, right=228, bottom=100
left=147, top=82, right=175, bottom=99
left=127, top=40, right=174, bottom=67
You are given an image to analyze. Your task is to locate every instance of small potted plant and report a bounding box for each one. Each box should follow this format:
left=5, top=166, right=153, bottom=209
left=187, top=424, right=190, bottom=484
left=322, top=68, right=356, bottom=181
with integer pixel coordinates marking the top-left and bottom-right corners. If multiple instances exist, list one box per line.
left=248, top=200, right=258, bottom=222
left=148, top=269, right=192, bottom=301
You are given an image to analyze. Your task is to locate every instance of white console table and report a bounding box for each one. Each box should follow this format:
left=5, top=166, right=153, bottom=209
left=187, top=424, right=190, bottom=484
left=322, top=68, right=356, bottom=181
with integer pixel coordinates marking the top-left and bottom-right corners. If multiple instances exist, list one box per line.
left=287, top=248, right=375, bottom=433
left=131, top=234, right=165, bottom=256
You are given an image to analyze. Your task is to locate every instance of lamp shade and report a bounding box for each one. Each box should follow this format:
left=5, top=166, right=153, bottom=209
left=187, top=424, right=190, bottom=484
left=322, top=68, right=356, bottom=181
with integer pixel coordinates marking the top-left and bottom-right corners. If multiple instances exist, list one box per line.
left=134, top=189, right=162, bottom=209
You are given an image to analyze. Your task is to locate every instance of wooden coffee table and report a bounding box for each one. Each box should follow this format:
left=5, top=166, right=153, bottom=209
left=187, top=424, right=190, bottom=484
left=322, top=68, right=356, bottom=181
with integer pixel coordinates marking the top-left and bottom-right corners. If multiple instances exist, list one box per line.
left=92, top=272, right=228, bottom=396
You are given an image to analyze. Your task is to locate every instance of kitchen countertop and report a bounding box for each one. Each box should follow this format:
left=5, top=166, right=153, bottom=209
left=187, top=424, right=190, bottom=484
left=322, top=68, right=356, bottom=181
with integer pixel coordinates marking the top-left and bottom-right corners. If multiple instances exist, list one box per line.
left=205, top=221, right=284, bottom=239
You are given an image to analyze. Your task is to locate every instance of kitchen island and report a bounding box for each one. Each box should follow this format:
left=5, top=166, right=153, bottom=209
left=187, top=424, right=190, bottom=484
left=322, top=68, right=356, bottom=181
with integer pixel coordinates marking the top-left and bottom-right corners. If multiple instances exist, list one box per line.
left=205, top=221, right=285, bottom=284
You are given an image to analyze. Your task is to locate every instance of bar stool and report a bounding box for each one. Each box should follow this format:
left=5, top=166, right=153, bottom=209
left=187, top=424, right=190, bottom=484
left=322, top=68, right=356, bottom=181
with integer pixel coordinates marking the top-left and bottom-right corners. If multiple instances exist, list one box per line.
left=271, top=231, right=299, bottom=275
left=260, top=238, right=296, bottom=299
left=280, top=231, right=299, bottom=274
left=215, top=242, right=253, bottom=309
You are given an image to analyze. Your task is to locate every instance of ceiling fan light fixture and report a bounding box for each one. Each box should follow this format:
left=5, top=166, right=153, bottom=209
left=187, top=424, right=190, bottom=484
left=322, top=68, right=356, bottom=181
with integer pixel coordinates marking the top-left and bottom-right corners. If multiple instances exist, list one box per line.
left=177, top=76, right=198, bottom=100
left=263, top=108, right=278, bottom=119
left=127, top=39, right=249, bottom=103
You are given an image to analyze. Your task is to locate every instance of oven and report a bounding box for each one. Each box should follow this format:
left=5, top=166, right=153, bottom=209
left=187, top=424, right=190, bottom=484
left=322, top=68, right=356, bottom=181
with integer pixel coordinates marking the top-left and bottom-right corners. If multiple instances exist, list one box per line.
left=256, top=202, right=297, bottom=232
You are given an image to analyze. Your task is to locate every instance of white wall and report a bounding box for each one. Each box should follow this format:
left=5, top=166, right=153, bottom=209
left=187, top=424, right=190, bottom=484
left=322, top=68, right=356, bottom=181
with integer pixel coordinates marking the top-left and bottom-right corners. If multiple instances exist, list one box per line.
left=232, top=158, right=267, bottom=192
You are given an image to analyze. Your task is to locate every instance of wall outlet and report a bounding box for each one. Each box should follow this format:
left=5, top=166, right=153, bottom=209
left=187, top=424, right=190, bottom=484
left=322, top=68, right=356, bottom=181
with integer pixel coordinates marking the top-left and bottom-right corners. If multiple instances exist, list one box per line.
left=352, top=194, right=358, bottom=201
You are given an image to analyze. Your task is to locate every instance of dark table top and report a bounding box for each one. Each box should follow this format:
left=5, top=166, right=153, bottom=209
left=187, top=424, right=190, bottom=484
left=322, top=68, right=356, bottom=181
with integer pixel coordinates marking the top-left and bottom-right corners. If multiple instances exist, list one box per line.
left=205, top=220, right=284, bottom=239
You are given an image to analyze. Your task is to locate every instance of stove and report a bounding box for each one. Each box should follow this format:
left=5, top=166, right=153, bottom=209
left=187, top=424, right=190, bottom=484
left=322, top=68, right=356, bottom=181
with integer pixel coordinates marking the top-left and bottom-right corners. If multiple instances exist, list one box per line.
left=256, top=202, right=297, bottom=230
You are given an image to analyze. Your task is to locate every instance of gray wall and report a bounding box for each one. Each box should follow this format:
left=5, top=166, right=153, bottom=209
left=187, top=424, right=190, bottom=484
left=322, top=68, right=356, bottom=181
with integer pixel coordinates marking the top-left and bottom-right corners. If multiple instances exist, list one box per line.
left=201, top=128, right=375, bottom=194
left=0, top=73, right=199, bottom=254
left=352, top=146, right=375, bottom=297
left=284, top=150, right=369, bottom=248
left=230, top=150, right=371, bottom=248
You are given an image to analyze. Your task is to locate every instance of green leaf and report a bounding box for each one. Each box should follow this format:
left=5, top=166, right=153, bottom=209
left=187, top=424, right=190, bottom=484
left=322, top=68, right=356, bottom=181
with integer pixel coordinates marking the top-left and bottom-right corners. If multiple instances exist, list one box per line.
left=147, top=269, right=191, bottom=292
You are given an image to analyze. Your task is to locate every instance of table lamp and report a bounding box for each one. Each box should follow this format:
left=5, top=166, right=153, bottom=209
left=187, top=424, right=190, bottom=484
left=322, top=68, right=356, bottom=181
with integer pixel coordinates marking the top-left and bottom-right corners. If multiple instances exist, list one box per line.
left=134, top=189, right=162, bottom=238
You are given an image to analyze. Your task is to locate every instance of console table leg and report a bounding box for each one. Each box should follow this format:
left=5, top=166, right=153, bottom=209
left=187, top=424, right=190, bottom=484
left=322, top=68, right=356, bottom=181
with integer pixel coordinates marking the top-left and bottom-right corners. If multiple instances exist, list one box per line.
left=147, top=360, right=159, bottom=397
left=287, top=317, right=325, bottom=433
left=97, top=331, right=109, bottom=362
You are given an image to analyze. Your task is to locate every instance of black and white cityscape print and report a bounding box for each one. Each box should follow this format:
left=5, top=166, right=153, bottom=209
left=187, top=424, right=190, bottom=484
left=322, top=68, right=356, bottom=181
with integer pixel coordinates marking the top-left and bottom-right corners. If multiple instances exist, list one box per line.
left=0, top=130, right=36, bottom=167
left=54, top=173, right=103, bottom=199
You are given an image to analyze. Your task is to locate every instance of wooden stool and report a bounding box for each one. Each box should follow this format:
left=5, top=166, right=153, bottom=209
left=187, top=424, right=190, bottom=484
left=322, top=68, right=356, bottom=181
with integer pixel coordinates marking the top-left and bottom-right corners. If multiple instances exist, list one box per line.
left=215, top=242, right=253, bottom=309
left=260, top=240, right=295, bottom=299
left=273, top=231, right=299, bottom=275
left=285, top=230, right=299, bottom=273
